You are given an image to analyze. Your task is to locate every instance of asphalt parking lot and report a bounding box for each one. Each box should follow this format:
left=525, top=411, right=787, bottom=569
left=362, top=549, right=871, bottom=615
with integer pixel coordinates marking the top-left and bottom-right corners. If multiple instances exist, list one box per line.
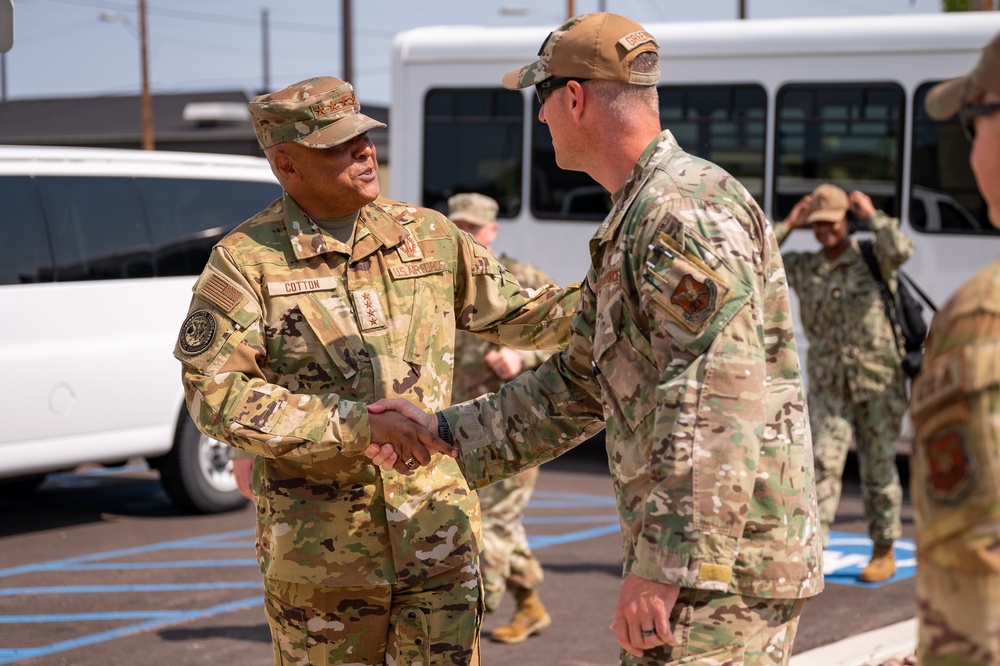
left=0, top=446, right=915, bottom=666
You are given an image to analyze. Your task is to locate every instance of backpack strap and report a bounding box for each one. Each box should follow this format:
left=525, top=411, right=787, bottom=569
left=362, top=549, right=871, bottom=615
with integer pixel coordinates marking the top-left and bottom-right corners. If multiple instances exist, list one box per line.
left=859, top=239, right=904, bottom=355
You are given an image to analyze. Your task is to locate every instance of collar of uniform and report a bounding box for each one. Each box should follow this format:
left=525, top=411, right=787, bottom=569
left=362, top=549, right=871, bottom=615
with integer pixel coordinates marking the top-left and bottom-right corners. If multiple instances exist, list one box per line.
left=351, top=199, right=417, bottom=262
left=281, top=193, right=345, bottom=261
left=593, top=130, right=679, bottom=248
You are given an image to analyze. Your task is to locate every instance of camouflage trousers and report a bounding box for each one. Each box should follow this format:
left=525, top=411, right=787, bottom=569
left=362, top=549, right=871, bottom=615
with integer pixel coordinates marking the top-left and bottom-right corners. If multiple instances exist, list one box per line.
left=263, top=564, right=483, bottom=666
left=621, top=589, right=806, bottom=666
left=478, top=466, right=543, bottom=612
left=809, top=383, right=905, bottom=546
left=917, top=558, right=1000, bottom=666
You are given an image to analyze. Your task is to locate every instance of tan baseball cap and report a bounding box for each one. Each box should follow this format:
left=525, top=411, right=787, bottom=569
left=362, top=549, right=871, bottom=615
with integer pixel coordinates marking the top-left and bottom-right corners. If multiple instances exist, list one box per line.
left=448, top=193, right=499, bottom=227
left=806, top=183, right=849, bottom=224
left=248, top=76, right=386, bottom=150
left=926, top=31, right=1000, bottom=120
left=501, top=12, right=659, bottom=90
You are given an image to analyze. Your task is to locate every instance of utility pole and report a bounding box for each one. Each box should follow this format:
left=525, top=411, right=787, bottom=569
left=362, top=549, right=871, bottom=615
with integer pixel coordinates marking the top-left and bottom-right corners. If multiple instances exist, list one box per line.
left=261, top=8, right=270, bottom=93
left=138, top=0, right=154, bottom=150
left=739, top=0, right=747, bottom=19
left=342, top=0, right=353, bottom=86
left=567, top=0, right=574, bottom=19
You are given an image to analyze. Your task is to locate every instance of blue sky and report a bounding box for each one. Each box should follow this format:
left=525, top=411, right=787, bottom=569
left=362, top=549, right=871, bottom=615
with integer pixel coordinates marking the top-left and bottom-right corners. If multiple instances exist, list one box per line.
left=4, top=0, right=945, bottom=105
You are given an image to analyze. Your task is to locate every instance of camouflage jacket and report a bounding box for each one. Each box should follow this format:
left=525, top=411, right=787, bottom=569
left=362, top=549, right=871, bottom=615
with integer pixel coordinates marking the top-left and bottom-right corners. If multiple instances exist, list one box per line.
left=773, top=214, right=914, bottom=398
left=173, top=193, right=578, bottom=587
left=441, top=131, right=825, bottom=600
left=910, top=256, right=1000, bottom=572
left=451, top=254, right=556, bottom=404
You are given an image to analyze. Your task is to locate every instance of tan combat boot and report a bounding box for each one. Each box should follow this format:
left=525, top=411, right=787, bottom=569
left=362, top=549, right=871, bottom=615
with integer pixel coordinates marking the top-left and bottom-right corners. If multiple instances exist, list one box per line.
left=489, top=587, right=552, bottom=644
left=859, top=542, right=896, bottom=583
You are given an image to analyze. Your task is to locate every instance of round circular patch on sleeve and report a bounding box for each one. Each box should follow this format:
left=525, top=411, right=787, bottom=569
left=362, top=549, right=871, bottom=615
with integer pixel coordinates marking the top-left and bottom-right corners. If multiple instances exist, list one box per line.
left=179, top=309, right=218, bottom=355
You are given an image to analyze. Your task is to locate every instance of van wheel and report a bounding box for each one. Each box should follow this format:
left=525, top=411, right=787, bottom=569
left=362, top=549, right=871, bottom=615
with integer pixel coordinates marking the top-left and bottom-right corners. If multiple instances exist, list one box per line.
left=153, top=411, right=248, bottom=514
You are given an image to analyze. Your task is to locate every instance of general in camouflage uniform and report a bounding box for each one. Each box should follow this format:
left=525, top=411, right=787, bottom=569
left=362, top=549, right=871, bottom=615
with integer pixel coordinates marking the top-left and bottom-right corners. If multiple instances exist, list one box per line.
left=447, top=193, right=556, bottom=644
left=773, top=183, right=914, bottom=583
left=910, top=33, right=1000, bottom=666
left=173, top=77, right=578, bottom=666
left=368, top=13, right=824, bottom=665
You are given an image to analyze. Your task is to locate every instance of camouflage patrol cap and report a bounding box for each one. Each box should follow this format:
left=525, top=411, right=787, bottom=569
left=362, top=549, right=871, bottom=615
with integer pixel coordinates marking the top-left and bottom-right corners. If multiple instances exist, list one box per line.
left=248, top=77, right=386, bottom=150
left=926, top=31, right=1000, bottom=120
left=448, top=193, right=499, bottom=227
left=501, top=12, right=659, bottom=90
left=806, top=183, right=849, bottom=224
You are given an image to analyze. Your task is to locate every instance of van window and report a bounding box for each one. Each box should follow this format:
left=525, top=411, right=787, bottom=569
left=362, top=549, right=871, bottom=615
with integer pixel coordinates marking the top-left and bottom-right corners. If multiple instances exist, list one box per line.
left=0, top=176, right=53, bottom=285
left=910, top=82, right=995, bottom=235
left=139, top=178, right=282, bottom=276
left=36, top=176, right=154, bottom=282
left=423, top=88, right=523, bottom=218
left=774, top=83, right=904, bottom=220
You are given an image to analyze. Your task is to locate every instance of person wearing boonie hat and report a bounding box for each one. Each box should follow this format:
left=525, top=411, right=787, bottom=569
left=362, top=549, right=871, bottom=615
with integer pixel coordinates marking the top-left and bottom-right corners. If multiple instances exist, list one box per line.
left=447, top=191, right=559, bottom=644
left=909, top=30, right=1000, bottom=666
left=174, top=75, right=583, bottom=666
left=774, top=181, right=915, bottom=590
left=366, top=12, right=824, bottom=666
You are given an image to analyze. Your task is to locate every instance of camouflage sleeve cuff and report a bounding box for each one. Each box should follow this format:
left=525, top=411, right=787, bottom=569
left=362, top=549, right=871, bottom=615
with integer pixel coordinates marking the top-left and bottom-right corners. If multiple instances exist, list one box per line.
left=867, top=211, right=894, bottom=231
left=631, top=531, right=739, bottom=593
left=443, top=404, right=494, bottom=490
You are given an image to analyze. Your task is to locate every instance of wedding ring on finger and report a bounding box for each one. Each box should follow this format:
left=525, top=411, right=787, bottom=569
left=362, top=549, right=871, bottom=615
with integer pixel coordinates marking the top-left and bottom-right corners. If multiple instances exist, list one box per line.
left=641, top=629, right=657, bottom=638
left=404, top=457, right=417, bottom=469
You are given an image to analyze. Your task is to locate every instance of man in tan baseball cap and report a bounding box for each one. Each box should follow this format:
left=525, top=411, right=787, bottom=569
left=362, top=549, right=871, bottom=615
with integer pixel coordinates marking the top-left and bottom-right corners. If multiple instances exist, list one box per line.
left=909, top=28, right=1000, bottom=666
left=366, top=11, right=825, bottom=666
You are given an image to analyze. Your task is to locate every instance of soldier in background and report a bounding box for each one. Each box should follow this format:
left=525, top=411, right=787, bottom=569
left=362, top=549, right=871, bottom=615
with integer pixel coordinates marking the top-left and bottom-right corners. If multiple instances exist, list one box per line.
left=774, top=183, right=914, bottom=583
left=173, top=76, right=578, bottom=665
left=448, top=192, right=555, bottom=644
left=911, top=31, right=1000, bottom=665
left=368, top=12, right=824, bottom=665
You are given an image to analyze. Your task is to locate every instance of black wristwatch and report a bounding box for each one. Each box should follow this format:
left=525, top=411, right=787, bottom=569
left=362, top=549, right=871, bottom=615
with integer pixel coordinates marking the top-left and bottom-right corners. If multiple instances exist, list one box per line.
left=436, top=412, right=454, bottom=445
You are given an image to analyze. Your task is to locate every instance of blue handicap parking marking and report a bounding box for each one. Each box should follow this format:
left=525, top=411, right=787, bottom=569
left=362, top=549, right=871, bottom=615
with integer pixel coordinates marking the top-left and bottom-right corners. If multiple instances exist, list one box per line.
left=521, top=490, right=621, bottom=550
left=823, top=531, right=916, bottom=587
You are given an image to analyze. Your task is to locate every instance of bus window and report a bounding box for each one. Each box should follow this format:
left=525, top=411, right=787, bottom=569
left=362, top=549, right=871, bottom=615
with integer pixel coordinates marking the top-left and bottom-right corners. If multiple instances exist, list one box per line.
left=529, top=83, right=766, bottom=221
left=0, top=176, right=54, bottom=285
left=910, top=82, right=994, bottom=235
left=139, top=178, right=283, bottom=276
left=530, top=97, right=612, bottom=221
left=423, top=88, right=523, bottom=218
left=36, top=176, right=154, bottom=282
left=774, top=83, right=904, bottom=221
left=659, top=84, right=767, bottom=203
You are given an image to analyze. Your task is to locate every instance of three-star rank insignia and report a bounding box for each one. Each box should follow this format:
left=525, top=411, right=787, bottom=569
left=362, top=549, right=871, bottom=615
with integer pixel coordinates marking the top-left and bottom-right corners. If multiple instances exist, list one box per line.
left=178, top=309, right=217, bottom=355
left=925, top=429, right=976, bottom=503
left=670, top=274, right=718, bottom=323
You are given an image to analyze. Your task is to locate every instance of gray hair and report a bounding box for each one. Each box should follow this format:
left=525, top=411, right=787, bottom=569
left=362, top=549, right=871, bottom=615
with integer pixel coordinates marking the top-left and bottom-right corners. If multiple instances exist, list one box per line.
left=586, top=52, right=660, bottom=119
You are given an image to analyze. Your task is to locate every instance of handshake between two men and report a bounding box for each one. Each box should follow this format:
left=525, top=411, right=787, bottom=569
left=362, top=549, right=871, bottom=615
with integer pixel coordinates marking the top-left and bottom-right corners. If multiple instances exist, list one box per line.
left=365, top=399, right=455, bottom=474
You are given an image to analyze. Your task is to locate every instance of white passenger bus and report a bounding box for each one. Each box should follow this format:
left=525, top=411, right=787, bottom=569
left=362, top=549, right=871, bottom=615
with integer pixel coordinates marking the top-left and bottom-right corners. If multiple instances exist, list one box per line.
left=0, top=146, right=281, bottom=512
left=390, top=12, right=1000, bottom=309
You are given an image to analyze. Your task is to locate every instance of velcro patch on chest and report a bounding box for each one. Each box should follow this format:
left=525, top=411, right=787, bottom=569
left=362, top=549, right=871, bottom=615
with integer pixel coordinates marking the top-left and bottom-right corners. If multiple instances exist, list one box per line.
left=911, top=349, right=964, bottom=416
left=352, top=288, right=388, bottom=331
left=396, top=232, right=425, bottom=262
left=643, top=232, right=731, bottom=334
left=925, top=428, right=977, bottom=503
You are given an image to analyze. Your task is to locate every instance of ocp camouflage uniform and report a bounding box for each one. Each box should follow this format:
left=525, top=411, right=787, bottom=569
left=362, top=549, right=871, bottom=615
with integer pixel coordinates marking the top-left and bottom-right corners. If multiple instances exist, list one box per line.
left=910, top=256, right=1000, bottom=666
left=440, top=131, right=825, bottom=665
left=452, top=255, right=555, bottom=613
left=773, top=213, right=913, bottom=548
left=173, top=192, right=578, bottom=665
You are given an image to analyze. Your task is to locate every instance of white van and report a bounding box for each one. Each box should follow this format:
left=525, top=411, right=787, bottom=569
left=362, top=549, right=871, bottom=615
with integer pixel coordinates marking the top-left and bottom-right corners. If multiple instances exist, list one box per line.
left=0, top=145, right=282, bottom=513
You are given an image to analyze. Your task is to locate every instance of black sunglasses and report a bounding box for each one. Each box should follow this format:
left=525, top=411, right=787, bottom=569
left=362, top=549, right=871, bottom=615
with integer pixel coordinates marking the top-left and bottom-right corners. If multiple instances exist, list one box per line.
left=534, top=77, right=590, bottom=105
left=958, top=102, right=1000, bottom=142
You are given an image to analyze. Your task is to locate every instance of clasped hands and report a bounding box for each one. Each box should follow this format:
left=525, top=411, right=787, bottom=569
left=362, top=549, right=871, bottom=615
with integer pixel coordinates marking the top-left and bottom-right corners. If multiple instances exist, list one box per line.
left=365, top=398, right=454, bottom=474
